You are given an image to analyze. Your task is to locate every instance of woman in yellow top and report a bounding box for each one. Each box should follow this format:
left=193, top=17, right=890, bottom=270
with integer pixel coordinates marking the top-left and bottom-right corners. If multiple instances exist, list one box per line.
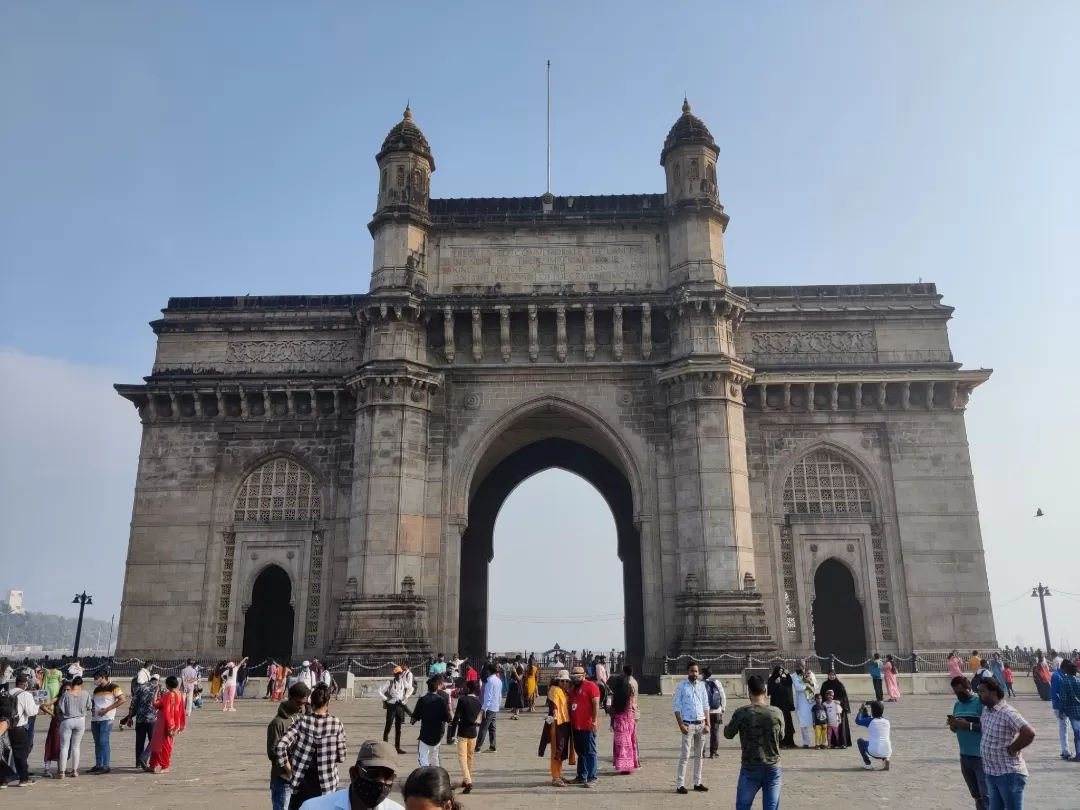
left=538, top=671, right=575, bottom=786
left=525, top=656, right=539, bottom=712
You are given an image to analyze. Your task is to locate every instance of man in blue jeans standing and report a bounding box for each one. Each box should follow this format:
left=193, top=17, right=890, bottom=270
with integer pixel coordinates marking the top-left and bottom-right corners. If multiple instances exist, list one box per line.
left=977, top=678, right=1035, bottom=810
left=724, top=674, right=783, bottom=810
left=89, top=669, right=125, bottom=774
left=567, top=665, right=601, bottom=787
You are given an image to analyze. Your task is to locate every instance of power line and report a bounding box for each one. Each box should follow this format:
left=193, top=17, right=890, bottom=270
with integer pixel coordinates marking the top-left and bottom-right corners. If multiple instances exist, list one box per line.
left=992, top=591, right=1030, bottom=609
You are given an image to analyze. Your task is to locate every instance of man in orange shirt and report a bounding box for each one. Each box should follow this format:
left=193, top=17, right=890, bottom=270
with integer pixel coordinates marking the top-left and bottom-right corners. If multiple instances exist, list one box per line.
left=969, top=651, right=981, bottom=674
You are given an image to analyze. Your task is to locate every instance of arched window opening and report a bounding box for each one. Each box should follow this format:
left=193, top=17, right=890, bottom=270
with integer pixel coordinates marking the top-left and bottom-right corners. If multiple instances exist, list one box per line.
left=783, top=450, right=872, bottom=515
left=234, top=458, right=321, bottom=523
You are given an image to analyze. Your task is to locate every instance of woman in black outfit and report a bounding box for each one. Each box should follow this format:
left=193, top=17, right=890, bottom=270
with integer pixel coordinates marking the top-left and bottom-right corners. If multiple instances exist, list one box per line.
left=819, top=669, right=852, bottom=748
left=767, top=665, right=796, bottom=748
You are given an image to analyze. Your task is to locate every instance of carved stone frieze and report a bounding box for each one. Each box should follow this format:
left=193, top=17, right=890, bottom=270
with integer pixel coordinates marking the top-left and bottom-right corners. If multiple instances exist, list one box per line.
left=226, top=340, right=353, bottom=364
left=750, top=330, right=876, bottom=355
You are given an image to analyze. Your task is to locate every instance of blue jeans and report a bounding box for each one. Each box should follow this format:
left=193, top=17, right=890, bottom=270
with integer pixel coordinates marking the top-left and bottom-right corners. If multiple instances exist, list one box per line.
left=135, top=721, right=154, bottom=767
left=26, top=715, right=36, bottom=752
left=572, top=730, right=598, bottom=782
left=270, top=775, right=292, bottom=810
left=985, top=772, right=1025, bottom=810
left=736, top=766, right=782, bottom=810
left=91, top=721, right=111, bottom=768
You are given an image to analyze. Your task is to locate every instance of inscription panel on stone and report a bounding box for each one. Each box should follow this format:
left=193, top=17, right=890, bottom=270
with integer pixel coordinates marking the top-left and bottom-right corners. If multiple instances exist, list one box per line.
left=438, top=237, right=657, bottom=291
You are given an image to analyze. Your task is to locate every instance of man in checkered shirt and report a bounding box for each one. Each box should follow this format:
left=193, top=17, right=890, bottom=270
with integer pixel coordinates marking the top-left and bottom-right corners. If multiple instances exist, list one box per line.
left=976, top=677, right=1035, bottom=810
left=274, top=684, right=347, bottom=807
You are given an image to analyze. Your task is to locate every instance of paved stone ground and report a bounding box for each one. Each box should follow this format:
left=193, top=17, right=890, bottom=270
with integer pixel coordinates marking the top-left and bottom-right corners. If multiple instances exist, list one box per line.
left=11, top=692, right=1078, bottom=809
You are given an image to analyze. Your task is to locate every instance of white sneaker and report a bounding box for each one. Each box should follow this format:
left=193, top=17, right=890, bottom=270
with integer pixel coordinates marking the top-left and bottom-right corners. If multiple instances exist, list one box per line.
left=862, top=762, right=874, bottom=770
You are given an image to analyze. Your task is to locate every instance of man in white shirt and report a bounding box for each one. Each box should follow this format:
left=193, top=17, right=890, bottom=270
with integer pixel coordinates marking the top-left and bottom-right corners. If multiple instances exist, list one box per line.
left=67, top=659, right=83, bottom=679
left=8, top=673, right=40, bottom=785
left=401, top=662, right=415, bottom=698
left=702, top=667, right=727, bottom=757
left=474, top=665, right=502, bottom=753
left=294, top=740, right=404, bottom=810
left=379, top=668, right=412, bottom=754
left=672, top=662, right=710, bottom=794
left=180, top=659, right=199, bottom=716
left=297, top=661, right=315, bottom=690
left=89, top=669, right=125, bottom=773
left=135, top=661, right=154, bottom=686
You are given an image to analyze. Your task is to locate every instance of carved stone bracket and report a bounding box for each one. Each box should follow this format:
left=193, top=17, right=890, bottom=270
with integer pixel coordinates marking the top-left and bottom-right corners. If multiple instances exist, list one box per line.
left=498, top=306, right=511, bottom=362
left=555, top=305, right=567, bottom=362
left=527, top=305, right=539, bottom=362
left=584, top=304, right=596, bottom=361
left=612, top=304, right=624, bottom=362
left=471, top=307, right=483, bottom=362
left=442, top=306, right=455, bottom=364
left=641, top=303, right=652, bottom=360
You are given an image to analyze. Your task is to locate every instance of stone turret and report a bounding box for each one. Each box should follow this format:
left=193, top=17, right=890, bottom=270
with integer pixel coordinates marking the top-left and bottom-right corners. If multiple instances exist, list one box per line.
left=369, top=105, right=434, bottom=292
left=661, top=99, right=729, bottom=288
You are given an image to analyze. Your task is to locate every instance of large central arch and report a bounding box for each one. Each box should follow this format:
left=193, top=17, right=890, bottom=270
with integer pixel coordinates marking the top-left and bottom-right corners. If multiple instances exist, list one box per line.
left=459, top=436, right=645, bottom=669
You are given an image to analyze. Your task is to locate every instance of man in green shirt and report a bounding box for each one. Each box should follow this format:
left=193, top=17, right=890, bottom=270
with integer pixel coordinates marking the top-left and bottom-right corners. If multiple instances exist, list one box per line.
left=948, top=675, right=988, bottom=810
left=724, top=675, right=783, bottom=810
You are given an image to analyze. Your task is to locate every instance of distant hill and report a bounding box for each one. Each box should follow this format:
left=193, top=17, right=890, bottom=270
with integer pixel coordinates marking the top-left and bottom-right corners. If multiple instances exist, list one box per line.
left=0, top=606, right=114, bottom=654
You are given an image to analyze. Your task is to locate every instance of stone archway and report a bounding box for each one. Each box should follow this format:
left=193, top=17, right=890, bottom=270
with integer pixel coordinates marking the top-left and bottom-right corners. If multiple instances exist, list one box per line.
left=811, top=558, right=866, bottom=663
left=242, top=565, right=295, bottom=665
left=459, top=437, right=644, bottom=670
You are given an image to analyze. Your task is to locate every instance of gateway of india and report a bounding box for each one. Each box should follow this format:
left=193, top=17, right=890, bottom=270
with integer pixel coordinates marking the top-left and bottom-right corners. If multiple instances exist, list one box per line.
left=115, top=100, right=997, bottom=674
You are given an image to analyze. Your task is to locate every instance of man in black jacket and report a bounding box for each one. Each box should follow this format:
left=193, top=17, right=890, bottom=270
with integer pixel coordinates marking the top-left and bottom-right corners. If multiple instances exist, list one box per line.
left=412, top=676, right=452, bottom=767
left=267, top=682, right=310, bottom=810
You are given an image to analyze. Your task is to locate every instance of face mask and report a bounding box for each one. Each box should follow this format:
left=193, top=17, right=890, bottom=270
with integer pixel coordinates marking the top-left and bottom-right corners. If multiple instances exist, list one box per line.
left=352, top=776, right=392, bottom=809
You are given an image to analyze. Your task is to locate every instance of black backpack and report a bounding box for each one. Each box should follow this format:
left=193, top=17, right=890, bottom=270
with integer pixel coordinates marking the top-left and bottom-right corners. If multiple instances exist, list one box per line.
left=705, top=679, right=722, bottom=711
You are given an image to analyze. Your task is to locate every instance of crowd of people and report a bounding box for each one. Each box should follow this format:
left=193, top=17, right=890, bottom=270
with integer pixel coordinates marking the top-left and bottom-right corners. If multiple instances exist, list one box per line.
left=3, top=646, right=1079, bottom=810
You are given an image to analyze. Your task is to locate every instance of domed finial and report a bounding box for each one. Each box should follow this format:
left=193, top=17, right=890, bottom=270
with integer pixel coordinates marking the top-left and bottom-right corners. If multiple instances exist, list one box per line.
left=682, top=97, right=691, bottom=115
left=403, top=102, right=412, bottom=121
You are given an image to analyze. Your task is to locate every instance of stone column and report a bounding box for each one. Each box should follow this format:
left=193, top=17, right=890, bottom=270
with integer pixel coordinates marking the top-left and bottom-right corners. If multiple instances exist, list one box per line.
left=331, top=302, right=440, bottom=659
left=660, top=362, right=773, bottom=656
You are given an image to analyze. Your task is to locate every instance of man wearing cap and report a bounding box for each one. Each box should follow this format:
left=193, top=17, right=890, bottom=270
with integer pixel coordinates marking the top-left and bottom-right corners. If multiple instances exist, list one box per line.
left=296, top=740, right=404, bottom=810
left=379, top=667, right=411, bottom=755
left=298, top=661, right=315, bottom=691
left=124, top=671, right=161, bottom=771
left=568, top=665, right=601, bottom=787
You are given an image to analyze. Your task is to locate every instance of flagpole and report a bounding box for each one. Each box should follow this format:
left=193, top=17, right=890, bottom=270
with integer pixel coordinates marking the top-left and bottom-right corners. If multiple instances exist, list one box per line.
left=546, top=59, right=551, bottom=195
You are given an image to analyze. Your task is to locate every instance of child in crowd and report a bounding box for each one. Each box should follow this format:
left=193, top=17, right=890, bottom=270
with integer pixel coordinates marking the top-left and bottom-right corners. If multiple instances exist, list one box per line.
left=1002, top=665, right=1015, bottom=697
left=823, top=689, right=844, bottom=748
left=812, top=694, right=829, bottom=749
left=855, top=700, right=892, bottom=771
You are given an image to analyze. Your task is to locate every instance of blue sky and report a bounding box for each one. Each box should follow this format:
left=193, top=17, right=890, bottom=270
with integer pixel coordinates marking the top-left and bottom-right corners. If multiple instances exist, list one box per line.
left=1, top=2, right=1077, bottom=653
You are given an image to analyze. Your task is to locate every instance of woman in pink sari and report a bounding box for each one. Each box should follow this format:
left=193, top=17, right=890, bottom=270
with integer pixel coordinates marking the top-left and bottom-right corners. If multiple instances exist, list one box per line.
left=882, top=655, right=901, bottom=702
left=148, top=675, right=186, bottom=773
left=608, top=671, right=639, bottom=774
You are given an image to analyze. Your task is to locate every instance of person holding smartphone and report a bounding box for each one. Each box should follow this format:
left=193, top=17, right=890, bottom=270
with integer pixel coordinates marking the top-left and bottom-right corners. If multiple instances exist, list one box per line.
left=948, top=676, right=988, bottom=810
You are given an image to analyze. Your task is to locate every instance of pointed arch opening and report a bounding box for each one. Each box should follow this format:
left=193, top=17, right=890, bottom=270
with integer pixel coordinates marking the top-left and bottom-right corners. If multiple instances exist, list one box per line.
left=242, top=564, right=294, bottom=664
left=460, top=428, right=644, bottom=673
left=811, top=558, right=866, bottom=662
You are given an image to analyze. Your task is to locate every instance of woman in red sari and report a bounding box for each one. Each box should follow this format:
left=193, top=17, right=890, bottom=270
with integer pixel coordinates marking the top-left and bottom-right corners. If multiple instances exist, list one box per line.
left=148, top=675, right=186, bottom=773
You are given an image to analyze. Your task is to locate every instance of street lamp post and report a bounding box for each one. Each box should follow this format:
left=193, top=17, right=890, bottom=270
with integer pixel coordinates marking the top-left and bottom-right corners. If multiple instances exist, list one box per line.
left=1030, top=583, right=1052, bottom=654
left=72, top=592, right=93, bottom=658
